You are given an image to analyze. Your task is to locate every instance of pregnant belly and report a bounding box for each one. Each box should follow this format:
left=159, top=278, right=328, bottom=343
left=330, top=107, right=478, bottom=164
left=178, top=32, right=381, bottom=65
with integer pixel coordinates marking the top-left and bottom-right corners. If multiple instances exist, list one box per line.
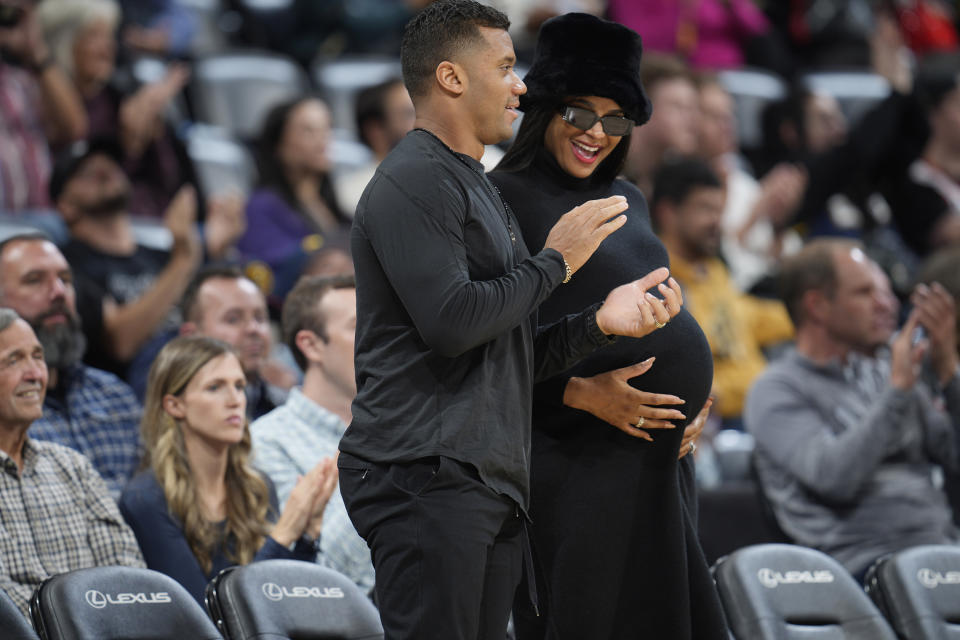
left=633, top=309, right=714, bottom=419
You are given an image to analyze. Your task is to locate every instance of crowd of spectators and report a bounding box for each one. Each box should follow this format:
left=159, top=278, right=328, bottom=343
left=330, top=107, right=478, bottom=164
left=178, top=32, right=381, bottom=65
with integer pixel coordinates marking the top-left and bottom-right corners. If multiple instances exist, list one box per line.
left=1, top=0, right=960, bottom=628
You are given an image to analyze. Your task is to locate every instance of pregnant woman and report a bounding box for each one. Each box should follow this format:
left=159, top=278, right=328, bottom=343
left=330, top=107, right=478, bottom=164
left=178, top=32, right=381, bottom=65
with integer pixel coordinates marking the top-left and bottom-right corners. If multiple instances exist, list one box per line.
left=489, top=13, right=727, bottom=639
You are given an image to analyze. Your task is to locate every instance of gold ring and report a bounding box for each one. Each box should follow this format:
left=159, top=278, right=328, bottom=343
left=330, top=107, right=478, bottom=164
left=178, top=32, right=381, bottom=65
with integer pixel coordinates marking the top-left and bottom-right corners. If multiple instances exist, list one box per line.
left=655, top=320, right=666, bottom=329
left=635, top=417, right=645, bottom=428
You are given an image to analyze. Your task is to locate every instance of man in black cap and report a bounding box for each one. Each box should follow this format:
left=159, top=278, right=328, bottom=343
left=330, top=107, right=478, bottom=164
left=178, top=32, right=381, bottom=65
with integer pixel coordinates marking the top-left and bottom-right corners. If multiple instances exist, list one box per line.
left=48, top=138, right=202, bottom=379
left=338, top=1, right=679, bottom=638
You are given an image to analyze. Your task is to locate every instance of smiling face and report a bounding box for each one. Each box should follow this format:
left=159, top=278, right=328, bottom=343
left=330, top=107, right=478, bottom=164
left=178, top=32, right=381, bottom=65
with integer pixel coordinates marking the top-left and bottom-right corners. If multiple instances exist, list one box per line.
left=459, top=26, right=526, bottom=146
left=166, top=352, right=247, bottom=449
left=544, top=96, right=627, bottom=179
left=72, top=18, right=117, bottom=90
left=0, top=319, right=48, bottom=430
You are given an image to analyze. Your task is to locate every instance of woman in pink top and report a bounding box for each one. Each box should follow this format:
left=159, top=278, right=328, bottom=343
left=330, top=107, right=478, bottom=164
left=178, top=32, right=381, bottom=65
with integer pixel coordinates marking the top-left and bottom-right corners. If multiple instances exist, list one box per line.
left=608, top=0, right=770, bottom=69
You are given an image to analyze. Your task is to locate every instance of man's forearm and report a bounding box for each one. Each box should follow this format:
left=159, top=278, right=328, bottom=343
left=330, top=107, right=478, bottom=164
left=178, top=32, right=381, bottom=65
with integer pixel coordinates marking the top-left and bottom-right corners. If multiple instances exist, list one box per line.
left=103, top=251, right=198, bottom=361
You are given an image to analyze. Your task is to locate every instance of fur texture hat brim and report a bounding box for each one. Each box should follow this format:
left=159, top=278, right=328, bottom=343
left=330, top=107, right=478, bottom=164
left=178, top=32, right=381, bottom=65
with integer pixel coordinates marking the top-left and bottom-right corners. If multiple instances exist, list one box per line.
left=520, top=13, right=652, bottom=125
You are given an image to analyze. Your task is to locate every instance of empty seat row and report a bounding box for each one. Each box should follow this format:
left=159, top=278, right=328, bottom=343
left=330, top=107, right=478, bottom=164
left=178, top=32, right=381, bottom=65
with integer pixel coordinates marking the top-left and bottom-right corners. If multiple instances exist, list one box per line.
left=0, top=559, right=383, bottom=640
left=714, top=543, right=960, bottom=639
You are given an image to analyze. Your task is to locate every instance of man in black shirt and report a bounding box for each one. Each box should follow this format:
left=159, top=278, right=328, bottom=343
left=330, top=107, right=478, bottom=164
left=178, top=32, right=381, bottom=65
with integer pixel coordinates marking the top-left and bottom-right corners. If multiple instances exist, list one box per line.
left=338, top=2, right=679, bottom=638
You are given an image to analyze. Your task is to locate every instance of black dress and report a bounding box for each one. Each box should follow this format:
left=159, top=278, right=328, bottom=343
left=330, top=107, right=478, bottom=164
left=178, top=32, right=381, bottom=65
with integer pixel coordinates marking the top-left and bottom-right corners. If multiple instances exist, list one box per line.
left=490, top=149, right=728, bottom=639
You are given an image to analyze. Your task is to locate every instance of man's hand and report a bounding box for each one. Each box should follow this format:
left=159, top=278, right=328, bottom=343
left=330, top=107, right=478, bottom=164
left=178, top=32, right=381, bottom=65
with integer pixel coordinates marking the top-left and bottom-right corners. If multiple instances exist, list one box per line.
left=564, top=357, right=685, bottom=441
left=595, top=269, right=682, bottom=337
left=890, top=311, right=927, bottom=391
left=543, top=196, right=628, bottom=275
left=163, top=184, right=202, bottom=263
left=912, top=282, right=959, bottom=385
left=204, top=191, right=246, bottom=260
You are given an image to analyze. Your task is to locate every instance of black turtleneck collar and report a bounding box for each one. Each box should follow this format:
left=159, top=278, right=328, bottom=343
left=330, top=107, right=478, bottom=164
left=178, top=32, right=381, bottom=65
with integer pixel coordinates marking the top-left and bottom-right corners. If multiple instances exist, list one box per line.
left=529, top=146, right=609, bottom=193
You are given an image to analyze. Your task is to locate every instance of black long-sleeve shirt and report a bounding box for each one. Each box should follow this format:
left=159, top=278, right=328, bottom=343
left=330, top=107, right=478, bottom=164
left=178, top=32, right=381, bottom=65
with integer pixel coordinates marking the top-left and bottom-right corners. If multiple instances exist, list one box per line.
left=341, top=129, right=613, bottom=508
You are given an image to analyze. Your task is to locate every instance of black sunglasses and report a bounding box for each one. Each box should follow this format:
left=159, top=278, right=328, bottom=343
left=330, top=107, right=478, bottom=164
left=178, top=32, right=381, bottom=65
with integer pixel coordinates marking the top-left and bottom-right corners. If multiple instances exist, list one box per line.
left=560, top=106, right=635, bottom=136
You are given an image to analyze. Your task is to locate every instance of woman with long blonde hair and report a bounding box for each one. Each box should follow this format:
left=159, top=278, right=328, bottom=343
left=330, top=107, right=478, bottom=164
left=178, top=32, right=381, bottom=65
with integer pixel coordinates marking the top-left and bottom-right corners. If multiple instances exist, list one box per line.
left=120, top=336, right=337, bottom=603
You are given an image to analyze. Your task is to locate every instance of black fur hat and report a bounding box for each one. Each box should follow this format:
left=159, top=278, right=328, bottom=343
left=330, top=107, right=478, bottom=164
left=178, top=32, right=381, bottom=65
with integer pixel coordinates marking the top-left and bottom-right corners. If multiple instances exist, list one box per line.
left=520, top=13, right=652, bottom=125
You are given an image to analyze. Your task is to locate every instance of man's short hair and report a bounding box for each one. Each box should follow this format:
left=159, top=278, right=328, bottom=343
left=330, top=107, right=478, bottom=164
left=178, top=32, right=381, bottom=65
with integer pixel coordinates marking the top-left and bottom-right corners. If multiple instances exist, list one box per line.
left=0, top=232, right=53, bottom=297
left=640, top=53, right=692, bottom=96
left=778, top=238, right=861, bottom=327
left=180, top=264, right=247, bottom=324
left=0, top=307, right=21, bottom=334
left=400, top=0, right=510, bottom=99
left=650, top=156, right=722, bottom=212
left=355, top=78, right=404, bottom=148
left=282, top=274, right=356, bottom=371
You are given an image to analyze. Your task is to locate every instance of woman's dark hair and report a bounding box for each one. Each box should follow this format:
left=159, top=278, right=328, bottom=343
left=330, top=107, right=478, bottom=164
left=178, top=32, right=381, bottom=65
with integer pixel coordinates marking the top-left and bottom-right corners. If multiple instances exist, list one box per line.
left=254, top=95, right=348, bottom=228
left=495, top=102, right=631, bottom=184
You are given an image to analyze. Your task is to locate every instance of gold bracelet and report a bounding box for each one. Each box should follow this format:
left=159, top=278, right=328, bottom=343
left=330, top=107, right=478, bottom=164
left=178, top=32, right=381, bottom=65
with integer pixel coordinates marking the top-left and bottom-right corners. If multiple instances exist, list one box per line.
left=562, top=259, right=572, bottom=284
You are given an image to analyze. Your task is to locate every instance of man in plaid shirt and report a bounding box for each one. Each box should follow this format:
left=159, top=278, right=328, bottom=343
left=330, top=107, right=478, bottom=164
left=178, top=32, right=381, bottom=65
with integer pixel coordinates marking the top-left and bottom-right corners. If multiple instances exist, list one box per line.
left=0, top=307, right=143, bottom=615
left=0, top=233, right=141, bottom=497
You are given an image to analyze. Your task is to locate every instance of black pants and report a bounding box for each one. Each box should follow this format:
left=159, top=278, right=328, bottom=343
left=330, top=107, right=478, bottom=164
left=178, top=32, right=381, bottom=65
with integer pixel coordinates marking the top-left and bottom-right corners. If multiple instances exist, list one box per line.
left=339, top=452, right=525, bottom=640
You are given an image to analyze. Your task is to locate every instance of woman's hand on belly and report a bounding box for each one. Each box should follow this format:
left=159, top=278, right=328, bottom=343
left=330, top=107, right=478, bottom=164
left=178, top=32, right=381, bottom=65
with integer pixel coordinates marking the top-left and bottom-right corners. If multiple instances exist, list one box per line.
left=678, top=397, right=712, bottom=460
left=562, top=357, right=686, bottom=440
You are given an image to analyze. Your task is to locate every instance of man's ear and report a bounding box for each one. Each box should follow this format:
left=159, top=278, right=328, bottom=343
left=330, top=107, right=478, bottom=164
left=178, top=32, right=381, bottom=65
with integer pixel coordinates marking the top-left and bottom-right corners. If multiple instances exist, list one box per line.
left=803, top=289, right=828, bottom=324
left=163, top=394, right=185, bottom=419
left=57, top=199, right=80, bottom=225
left=436, top=60, right=466, bottom=96
left=295, top=329, right=325, bottom=366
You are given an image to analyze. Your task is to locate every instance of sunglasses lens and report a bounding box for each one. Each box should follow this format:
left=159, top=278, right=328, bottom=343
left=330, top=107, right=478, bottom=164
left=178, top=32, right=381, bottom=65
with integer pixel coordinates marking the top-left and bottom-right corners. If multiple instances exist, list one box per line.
left=563, top=107, right=597, bottom=131
left=602, top=118, right=634, bottom=136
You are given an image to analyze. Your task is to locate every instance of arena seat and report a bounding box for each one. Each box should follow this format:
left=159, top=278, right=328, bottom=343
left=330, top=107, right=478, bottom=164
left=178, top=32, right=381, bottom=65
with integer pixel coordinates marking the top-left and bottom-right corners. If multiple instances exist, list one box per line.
left=865, top=544, right=960, bottom=639
left=205, top=559, right=383, bottom=640
left=716, top=67, right=787, bottom=150
left=191, top=51, right=308, bottom=141
left=801, top=70, right=891, bottom=127
left=0, top=588, right=40, bottom=640
left=29, top=566, right=222, bottom=640
left=311, top=56, right=402, bottom=135
left=713, top=543, right=897, bottom=639
left=185, top=124, right=256, bottom=197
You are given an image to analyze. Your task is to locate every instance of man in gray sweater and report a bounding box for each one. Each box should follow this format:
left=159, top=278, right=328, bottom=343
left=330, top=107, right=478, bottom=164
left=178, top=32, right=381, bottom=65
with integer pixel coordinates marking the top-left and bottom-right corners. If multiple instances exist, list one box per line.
left=745, top=238, right=960, bottom=581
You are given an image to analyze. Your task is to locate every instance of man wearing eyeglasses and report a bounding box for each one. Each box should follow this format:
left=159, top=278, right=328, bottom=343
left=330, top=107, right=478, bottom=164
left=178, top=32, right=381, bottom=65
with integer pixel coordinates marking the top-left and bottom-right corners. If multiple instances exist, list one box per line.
left=337, top=2, right=681, bottom=638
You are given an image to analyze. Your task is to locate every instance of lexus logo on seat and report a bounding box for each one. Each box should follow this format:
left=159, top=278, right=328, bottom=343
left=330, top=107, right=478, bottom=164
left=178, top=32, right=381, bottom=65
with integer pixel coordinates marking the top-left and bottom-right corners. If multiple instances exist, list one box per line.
left=85, top=590, right=108, bottom=609
left=262, top=582, right=284, bottom=601
left=918, top=568, right=960, bottom=589
left=757, top=568, right=835, bottom=588
left=261, top=583, right=345, bottom=601
left=84, top=590, right=172, bottom=608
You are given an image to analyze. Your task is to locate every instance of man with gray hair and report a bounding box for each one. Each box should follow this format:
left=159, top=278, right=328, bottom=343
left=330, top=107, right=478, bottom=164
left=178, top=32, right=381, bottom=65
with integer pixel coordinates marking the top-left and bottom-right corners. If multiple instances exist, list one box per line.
left=0, top=232, right=141, bottom=497
left=0, top=307, right=143, bottom=616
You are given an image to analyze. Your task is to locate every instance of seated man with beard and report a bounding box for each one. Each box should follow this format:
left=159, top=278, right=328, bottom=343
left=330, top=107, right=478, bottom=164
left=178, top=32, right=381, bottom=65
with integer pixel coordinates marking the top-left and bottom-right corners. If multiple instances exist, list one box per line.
left=0, top=232, right=141, bottom=497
